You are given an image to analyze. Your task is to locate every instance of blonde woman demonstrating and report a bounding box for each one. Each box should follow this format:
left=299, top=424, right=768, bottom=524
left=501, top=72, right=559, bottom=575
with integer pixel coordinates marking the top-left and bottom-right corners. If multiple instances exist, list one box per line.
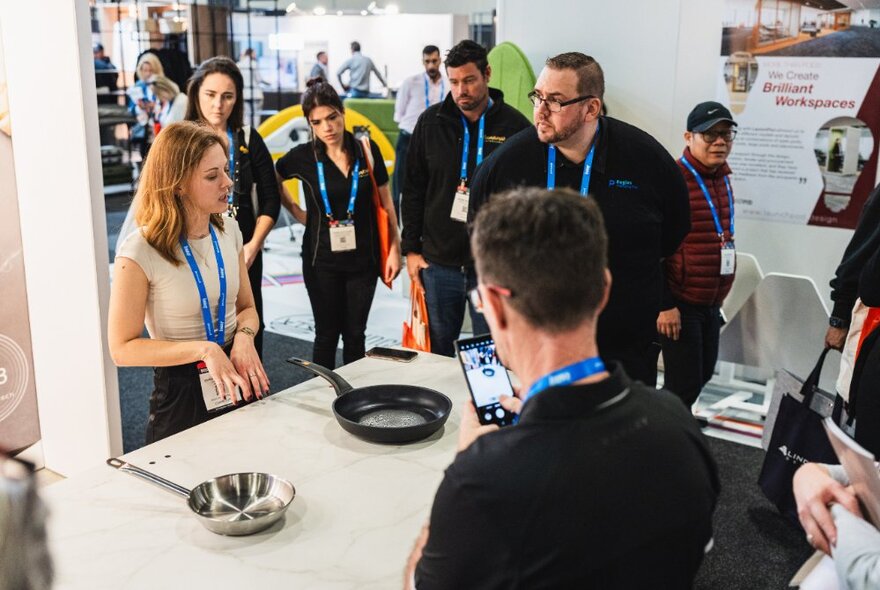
left=109, top=121, right=269, bottom=443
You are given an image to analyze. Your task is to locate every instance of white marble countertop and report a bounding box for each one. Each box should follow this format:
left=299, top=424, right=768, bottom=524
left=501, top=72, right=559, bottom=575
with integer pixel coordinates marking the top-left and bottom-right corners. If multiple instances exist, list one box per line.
left=43, top=353, right=467, bottom=590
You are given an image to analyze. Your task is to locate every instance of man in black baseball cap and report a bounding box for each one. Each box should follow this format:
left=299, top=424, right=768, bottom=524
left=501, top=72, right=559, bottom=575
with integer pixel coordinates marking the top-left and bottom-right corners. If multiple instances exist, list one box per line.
left=657, top=100, right=738, bottom=409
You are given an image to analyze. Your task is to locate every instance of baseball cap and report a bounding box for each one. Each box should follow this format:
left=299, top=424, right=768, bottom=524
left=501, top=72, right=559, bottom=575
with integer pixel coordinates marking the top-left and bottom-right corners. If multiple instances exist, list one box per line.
left=687, top=101, right=737, bottom=133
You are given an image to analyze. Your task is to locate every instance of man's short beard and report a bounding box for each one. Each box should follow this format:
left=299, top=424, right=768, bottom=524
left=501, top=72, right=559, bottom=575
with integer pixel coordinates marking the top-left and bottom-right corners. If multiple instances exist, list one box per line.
left=541, top=118, right=582, bottom=144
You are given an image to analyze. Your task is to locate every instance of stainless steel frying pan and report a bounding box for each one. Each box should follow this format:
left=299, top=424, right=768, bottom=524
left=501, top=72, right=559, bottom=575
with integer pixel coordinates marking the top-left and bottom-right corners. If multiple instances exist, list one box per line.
left=107, top=458, right=295, bottom=536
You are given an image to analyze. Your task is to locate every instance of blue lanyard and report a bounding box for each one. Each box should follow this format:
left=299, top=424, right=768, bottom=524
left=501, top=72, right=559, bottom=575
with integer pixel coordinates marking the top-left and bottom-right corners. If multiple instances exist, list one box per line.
left=179, top=226, right=227, bottom=345
left=316, top=158, right=360, bottom=224
left=226, top=127, right=236, bottom=212
left=459, top=99, right=492, bottom=184
left=679, top=156, right=734, bottom=240
left=424, top=74, right=444, bottom=109
left=546, top=121, right=600, bottom=196
left=524, top=356, right=606, bottom=403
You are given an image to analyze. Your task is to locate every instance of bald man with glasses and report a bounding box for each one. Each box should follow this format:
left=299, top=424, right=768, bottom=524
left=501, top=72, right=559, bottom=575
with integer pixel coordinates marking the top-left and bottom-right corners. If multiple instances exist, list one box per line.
left=469, top=52, right=690, bottom=386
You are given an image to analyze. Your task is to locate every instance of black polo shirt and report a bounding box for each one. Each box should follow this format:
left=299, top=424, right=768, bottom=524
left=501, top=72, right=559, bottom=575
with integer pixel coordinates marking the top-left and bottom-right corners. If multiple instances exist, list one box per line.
left=469, top=119, right=690, bottom=352
left=415, top=363, right=719, bottom=589
left=276, top=132, right=388, bottom=271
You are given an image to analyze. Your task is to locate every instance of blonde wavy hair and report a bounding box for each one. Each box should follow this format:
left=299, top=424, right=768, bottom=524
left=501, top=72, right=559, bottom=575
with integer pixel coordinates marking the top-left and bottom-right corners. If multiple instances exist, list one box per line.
left=136, top=52, right=164, bottom=81
left=134, top=121, right=225, bottom=265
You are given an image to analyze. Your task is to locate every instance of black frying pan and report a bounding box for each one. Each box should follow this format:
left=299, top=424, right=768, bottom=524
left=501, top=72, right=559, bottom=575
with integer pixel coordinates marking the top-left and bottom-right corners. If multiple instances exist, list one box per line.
left=287, top=358, right=452, bottom=444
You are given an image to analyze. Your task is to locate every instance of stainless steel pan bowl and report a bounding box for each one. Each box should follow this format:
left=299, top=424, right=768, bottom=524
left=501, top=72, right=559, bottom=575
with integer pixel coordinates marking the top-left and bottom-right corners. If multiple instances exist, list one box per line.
left=107, top=458, right=295, bottom=536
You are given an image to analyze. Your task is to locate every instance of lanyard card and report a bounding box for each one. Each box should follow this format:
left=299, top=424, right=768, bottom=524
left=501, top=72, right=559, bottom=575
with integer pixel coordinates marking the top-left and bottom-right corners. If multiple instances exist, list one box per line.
left=720, top=242, right=736, bottom=276
left=450, top=187, right=470, bottom=222
left=198, top=361, right=235, bottom=412
left=330, top=223, right=357, bottom=252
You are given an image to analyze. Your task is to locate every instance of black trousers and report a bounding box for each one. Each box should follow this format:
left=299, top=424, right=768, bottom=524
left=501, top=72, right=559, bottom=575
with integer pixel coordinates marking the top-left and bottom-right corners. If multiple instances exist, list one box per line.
left=247, top=250, right=264, bottom=357
left=852, top=327, right=880, bottom=456
left=602, top=335, right=661, bottom=387
left=659, top=302, right=722, bottom=408
left=303, top=263, right=378, bottom=369
left=392, top=131, right=411, bottom=222
left=146, top=344, right=237, bottom=445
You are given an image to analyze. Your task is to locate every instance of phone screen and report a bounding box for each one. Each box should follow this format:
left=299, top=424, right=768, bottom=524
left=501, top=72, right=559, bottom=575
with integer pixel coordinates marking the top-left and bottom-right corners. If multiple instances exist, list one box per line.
left=455, top=336, right=516, bottom=427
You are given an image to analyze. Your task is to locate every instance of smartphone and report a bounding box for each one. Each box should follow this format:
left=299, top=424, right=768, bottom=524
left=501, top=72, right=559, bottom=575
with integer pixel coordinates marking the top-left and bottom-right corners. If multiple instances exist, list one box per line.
left=454, top=335, right=517, bottom=427
left=365, top=347, right=418, bottom=362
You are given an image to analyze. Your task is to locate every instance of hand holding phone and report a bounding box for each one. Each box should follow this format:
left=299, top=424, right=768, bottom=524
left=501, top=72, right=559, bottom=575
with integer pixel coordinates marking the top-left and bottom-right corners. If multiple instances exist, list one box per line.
left=454, top=335, right=517, bottom=427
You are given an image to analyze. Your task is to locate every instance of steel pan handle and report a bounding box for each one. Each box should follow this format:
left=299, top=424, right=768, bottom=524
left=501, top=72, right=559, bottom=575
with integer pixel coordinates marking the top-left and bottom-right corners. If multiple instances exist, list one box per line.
left=286, top=357, right=355, bottom=397
left=106, top=457, right=191, bottom=499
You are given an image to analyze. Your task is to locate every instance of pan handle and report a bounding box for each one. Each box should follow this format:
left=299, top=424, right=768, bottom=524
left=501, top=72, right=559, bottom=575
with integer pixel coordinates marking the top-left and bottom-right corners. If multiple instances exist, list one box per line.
left=286, top=357, right=355, bottom=397
left=106, top=457, right=191, bottom=499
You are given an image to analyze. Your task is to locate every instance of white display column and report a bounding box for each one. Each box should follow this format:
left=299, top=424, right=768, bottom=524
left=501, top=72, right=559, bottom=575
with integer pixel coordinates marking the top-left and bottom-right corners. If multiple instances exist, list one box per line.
left=0, top=0, right=122, bottom=475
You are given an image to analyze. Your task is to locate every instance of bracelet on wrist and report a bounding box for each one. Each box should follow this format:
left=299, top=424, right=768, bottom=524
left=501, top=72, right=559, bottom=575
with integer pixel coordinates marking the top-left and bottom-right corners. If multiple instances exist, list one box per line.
left=237, top=326, right=256, bottom=338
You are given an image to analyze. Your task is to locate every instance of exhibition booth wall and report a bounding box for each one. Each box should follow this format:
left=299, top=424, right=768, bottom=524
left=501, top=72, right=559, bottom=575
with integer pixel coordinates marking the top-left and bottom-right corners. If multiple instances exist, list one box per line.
left=0, top=0, right=870, bottom=474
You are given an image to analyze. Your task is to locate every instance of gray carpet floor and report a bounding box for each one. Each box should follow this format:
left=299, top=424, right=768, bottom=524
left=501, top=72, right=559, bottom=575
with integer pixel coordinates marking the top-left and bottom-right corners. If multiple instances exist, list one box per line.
left=767, top=26, right=880, bottom=58
left=118, top=332, right=811, bottom=588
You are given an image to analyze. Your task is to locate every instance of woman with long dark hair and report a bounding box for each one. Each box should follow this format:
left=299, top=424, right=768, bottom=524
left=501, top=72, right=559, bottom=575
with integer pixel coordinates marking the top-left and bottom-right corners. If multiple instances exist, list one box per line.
left=185, top=56, right=280, bottom=357
left=276, top=79, right=400, bottom=368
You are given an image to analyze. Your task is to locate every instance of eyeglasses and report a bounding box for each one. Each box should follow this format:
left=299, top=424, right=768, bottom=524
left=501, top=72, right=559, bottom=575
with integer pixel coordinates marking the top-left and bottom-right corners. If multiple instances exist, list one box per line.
left=468, top=284, right=514, bottom=312
left=527, top=90, right=595, bottom=113
left=699, top=129, right=737, bottom=143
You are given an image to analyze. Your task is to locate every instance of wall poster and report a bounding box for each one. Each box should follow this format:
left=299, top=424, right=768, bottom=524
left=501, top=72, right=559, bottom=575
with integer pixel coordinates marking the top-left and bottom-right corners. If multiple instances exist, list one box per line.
left=0, top=29, right=42, bottom=453
left=719, top=0, right=880, bottom=229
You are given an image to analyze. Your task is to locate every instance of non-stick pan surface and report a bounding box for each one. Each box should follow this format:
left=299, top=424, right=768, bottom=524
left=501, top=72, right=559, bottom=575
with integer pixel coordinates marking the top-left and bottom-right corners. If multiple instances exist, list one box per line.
left=107, top=458, right=295, bottom=536
left=287, top=358, right=452, bottom=444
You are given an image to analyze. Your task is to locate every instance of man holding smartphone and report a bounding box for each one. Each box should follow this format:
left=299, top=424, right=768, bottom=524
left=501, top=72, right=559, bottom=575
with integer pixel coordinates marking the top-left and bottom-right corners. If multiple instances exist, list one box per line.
left=404, top=187, right=719, bottom=589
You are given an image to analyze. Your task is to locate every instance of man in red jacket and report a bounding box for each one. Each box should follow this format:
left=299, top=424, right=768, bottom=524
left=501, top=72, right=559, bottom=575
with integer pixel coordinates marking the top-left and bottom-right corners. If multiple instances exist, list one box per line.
left=658, top=101, right=737, bottom=408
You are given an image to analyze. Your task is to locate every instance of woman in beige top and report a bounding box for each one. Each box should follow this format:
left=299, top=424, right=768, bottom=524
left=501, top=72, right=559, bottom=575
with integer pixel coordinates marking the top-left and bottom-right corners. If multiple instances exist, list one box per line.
left=109, top=121, right=269, bottom=443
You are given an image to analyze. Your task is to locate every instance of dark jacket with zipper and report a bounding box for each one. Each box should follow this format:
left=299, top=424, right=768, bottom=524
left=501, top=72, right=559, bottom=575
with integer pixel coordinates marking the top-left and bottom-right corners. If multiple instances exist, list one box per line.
left=401, top=87, right=530, bottom=267
left=664, top=147, right=735, bottom=308
left=275, top=132, right=387, bottom=271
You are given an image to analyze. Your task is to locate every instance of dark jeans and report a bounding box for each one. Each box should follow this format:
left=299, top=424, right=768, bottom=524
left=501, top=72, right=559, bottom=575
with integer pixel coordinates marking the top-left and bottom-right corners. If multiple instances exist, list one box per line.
left=603, top=336, right=661, bottom=388
left=247, top=251, right=264, bottom=357
left=393, top=131, right=411, bottom=222
left=420, top=262, right=489, bottom=357
left=659, top=302, right=722, bottom=407
left=303, top=264, right=378, bottom=369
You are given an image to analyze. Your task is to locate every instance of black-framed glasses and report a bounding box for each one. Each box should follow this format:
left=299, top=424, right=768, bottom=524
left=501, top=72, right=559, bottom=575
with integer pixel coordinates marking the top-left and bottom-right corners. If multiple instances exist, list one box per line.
left=527, top=90, right=595, bottom=113
left=469, top=284, right=514, bottom=313
left=699, top=129, right=737, bottom=143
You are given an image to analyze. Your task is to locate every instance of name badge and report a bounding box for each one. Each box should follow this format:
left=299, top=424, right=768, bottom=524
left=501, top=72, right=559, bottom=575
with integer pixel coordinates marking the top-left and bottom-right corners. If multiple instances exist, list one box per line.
left=450, top=187, right=470, bottom=223
left=198, top=361, right=236, bottom=412
left=720, top=243, right=736, bottom=276
left=330, top=223, right=356, bottom=252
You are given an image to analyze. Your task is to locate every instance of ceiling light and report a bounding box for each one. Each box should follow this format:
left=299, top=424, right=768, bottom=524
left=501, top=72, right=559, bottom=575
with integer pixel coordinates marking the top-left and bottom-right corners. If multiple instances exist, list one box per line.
left=385, top=4, right=399, bottom=14
left=285, top=2, right=296, bottom=12
left=313, top=6, right=326, bottom=15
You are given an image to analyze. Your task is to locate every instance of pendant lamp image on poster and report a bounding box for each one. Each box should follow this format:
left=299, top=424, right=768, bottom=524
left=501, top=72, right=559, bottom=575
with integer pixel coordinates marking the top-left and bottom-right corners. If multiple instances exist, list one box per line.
left=814, top=116, right=873, bottom=214
left=723, top=52, right=759, bottom=115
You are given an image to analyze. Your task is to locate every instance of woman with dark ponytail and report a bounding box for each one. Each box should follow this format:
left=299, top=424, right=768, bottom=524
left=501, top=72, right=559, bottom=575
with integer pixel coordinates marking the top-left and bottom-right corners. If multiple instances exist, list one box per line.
left=276, top=78, right=400, bottom=368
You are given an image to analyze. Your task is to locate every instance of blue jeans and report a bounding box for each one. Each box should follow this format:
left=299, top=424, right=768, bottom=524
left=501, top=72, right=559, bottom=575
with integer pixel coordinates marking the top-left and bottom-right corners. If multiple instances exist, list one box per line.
left=420, top=262, right=489, bottom=357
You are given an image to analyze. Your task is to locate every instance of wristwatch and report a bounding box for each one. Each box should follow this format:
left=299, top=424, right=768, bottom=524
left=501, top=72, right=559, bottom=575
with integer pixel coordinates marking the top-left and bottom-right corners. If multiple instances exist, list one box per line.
left=829, top=316, right=847, bottom=329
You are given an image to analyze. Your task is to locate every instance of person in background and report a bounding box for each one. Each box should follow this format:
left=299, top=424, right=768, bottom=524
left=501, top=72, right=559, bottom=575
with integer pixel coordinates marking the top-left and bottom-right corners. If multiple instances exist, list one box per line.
left=658, top=101, right=737, bottom=409
left=127, top=52, right=164, bottom=159
left=276, top=79, right=401, bottom=368
left=469, top=52, right=690, bottom=385
left=237, top=48, right=266, bottom=128
left=400, top=39, right=530, bottom=357
left=794, top=461, right=878, bottom=589
left=93, top=42, right=118, bottom=106
left=404, top=188, right=719, bottom=589
left=337, top=41, right=387, bottom=98
left=109, top=122, right=269, bottom=443
left=151, top=75, right=188, bottom=130
left=392, top=44, right=447, bottom=219
left=185, top=56, right=281, bottom=358
left=310, top=51, right=330, bottom=83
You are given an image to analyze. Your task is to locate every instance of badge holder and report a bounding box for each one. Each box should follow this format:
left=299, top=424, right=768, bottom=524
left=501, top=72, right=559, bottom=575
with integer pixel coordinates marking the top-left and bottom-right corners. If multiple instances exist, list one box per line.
left=198, top=362, right=238, bottom=412
left=450, top=181, right=470, bottom=223
left=720, top=241, right=736, bottom=276
left=329, top=218, right=357, bottom=252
